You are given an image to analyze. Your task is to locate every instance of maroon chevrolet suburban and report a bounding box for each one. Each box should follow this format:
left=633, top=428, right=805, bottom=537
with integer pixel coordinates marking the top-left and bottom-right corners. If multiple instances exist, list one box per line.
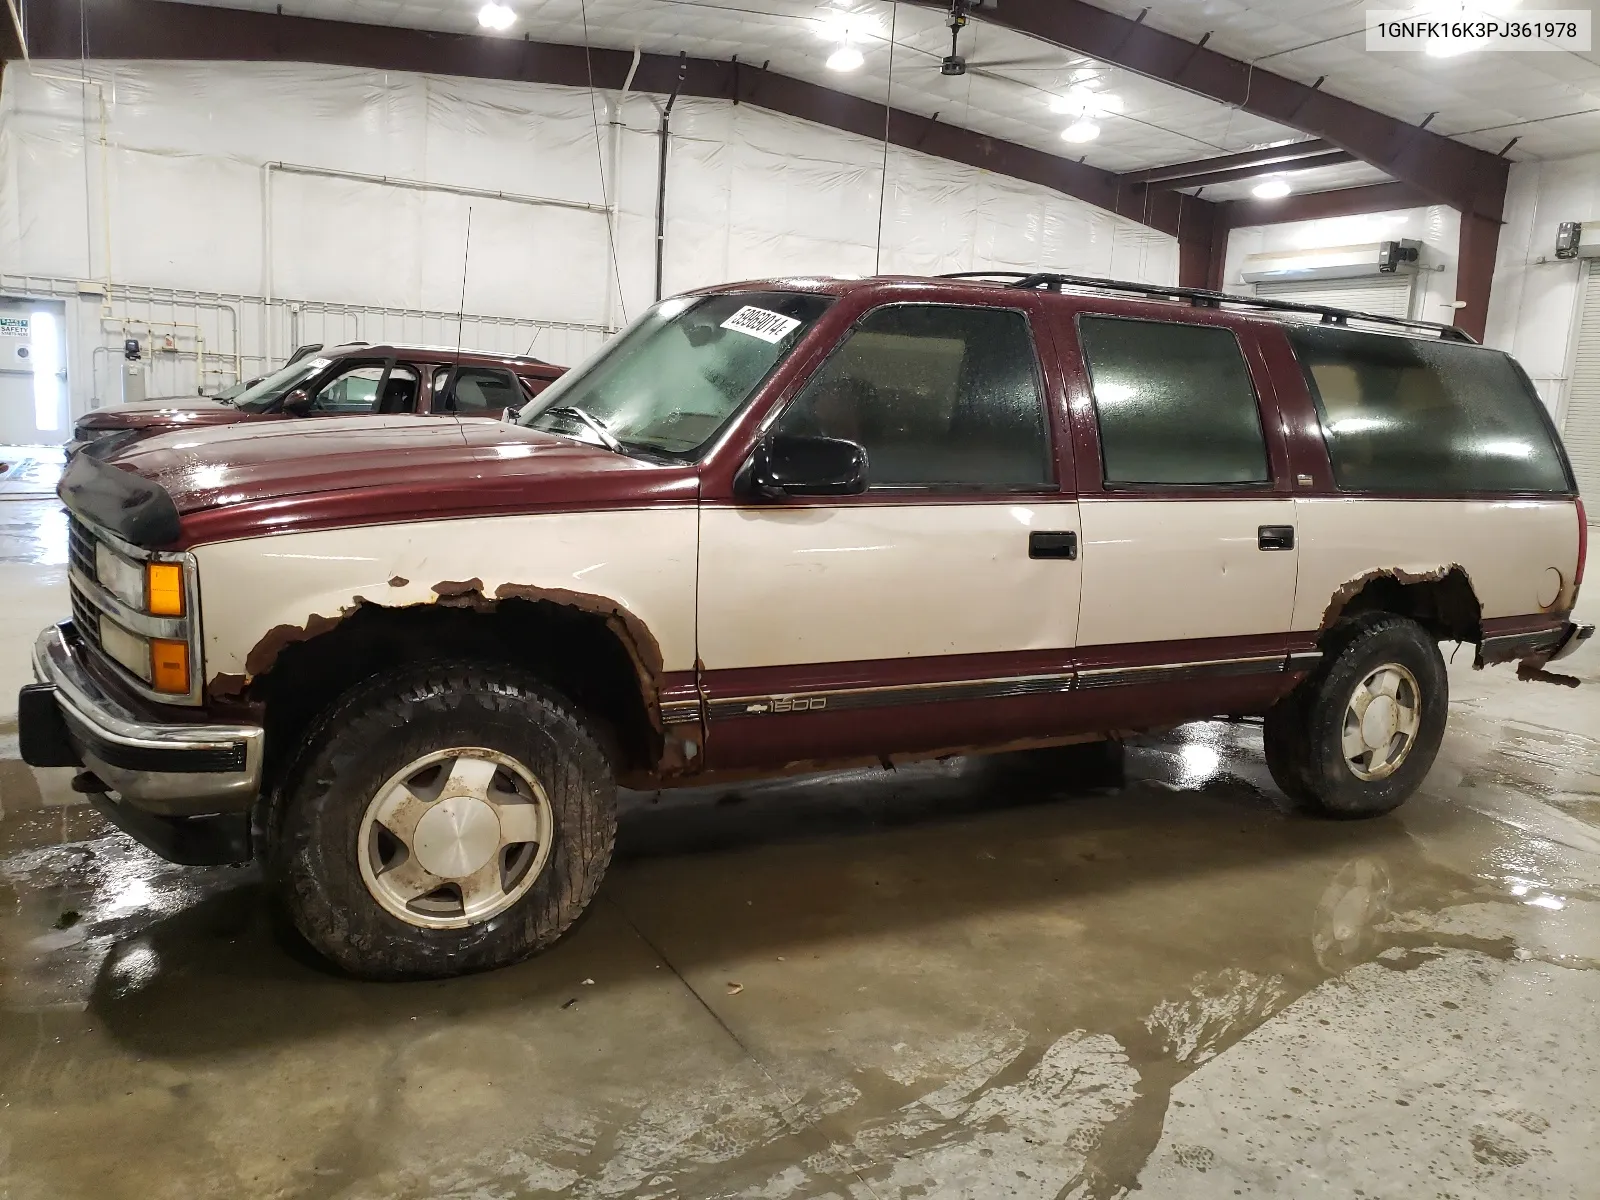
left=20, top=271, right=1590, bottom=979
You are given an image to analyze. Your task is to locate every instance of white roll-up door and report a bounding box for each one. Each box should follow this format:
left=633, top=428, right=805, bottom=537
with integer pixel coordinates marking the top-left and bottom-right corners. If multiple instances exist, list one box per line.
left=1564, top=263, right=1600, bottom=519
left=1253, top=275, right=1415, bottom=319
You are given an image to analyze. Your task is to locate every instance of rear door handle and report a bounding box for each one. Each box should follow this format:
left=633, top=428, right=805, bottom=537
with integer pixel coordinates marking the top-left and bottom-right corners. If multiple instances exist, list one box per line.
left=1029, top=531, right=1078, bottom=560
left=1258, top=525, right=1295, bottom=551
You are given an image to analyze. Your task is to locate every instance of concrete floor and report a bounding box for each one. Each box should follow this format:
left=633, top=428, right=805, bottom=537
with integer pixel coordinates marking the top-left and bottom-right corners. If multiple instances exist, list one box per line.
left=1, top=471, right=1597, bottom=1199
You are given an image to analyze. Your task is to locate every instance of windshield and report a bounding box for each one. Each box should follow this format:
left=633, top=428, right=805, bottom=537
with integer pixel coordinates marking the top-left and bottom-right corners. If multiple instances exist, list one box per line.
left=518, top=292, right=833, bottom=457
left=230, top=356, right=333, bottom=413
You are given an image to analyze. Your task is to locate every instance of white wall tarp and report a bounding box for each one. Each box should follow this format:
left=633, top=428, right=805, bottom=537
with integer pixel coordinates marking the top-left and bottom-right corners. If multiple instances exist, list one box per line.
left=0, top=60, right=1177, bottom=416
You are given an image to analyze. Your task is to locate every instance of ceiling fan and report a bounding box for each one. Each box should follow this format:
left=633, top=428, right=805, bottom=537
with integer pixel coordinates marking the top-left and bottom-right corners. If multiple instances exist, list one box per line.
left=937, top=0, right=1069, bottom=76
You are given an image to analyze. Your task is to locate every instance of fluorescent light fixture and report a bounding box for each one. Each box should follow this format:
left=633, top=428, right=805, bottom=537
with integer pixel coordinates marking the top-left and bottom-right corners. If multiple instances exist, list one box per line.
left=1061, top=119, right=1101, bottom=143
left=477, top=2, right=515, bottom=31
left=826, top=44, right=864, bottom=71
left=1252, top=178, right=1292, bottom=200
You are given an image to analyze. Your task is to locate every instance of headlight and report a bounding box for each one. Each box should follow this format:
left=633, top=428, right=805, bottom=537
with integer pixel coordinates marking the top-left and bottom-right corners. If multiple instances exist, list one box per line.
left=95, top=542, right=145, bottom=609
left=96, top=620, right=192, bottom=695
left=85, top=537, right=193, bottom=696
left=98, top=616, right=152, bottom=683
left=94, top=543, right=185, bottom=617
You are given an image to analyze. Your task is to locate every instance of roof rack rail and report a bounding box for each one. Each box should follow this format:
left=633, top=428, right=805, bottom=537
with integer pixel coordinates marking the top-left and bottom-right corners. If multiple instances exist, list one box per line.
left=936, top=271, right=1476, bottom=343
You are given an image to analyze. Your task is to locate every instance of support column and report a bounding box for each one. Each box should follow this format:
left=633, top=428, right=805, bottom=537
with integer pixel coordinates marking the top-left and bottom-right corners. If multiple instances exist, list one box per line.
left=1455, top=211, right=1502, bottom=343
left=1176, top=199, right=1224, bottom=290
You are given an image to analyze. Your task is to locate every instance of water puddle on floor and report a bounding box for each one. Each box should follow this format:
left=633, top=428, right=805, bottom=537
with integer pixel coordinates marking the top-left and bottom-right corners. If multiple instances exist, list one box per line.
left=1, top=703, right=1595, bottom=1197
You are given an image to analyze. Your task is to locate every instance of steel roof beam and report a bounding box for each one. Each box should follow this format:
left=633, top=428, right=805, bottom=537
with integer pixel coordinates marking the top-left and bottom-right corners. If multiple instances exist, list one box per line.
left=1124, top=139, right=1339, bottom=185
left=923, top=0, right=1508, bottom=221
left=12, top=0, right=1224, bottom=247
left=1153, top=150, right=1358, bottom=192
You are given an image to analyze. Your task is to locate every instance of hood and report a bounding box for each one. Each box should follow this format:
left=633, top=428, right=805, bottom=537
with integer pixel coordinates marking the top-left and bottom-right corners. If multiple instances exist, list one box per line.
left=100, top=416, right=698, bottom=545
left=77, top=396, right=247, bottom=432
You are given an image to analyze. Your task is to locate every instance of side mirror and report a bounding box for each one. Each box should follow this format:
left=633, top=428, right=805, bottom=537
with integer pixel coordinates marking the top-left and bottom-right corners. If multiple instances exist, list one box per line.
left=746, top=434, right=868, bottom=499
left=502, top=406, right=522, bottom=423
left=282, top=388, right=313, bottom=415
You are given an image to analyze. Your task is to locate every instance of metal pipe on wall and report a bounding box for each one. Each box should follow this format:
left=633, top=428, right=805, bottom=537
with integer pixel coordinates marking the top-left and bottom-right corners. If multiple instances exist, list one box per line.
left=603, top=48, right=641, bottom=334
left=655, top=52, right=687, bottom=304
left=30, top=70, right=113, bottom=289
left=261, top=161, right=276, bottom=366
left=259, top=160, right=615, bottom=362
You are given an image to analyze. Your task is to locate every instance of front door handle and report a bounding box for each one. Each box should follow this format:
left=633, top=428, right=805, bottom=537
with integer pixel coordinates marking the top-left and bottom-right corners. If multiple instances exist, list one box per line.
left=1258, top=525, right=1295, bottom=551
left=1029, top=531, right=1078, bottom=560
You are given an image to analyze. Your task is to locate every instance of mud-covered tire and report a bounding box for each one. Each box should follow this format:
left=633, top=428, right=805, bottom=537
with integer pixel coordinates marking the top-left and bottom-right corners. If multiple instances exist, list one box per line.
left=269, top=662, right=616, bottom=979
left=1262, top=614, right=1448, bottom=818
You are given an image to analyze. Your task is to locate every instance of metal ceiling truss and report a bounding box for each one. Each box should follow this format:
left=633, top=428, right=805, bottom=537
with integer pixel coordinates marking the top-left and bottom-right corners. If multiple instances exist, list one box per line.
left=6, top=0, right=1504, bottom=336
left=907, top=0, right=1509, bottom=223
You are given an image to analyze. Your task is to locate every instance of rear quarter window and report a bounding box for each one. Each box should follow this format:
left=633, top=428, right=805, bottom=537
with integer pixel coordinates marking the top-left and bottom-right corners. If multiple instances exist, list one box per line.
left=1287, top=325, right=1573, bottom=494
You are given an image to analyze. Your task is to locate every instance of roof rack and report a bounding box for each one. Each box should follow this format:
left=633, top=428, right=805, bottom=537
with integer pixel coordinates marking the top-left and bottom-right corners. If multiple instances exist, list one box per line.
left=936, top=271, right=1476, bottom=343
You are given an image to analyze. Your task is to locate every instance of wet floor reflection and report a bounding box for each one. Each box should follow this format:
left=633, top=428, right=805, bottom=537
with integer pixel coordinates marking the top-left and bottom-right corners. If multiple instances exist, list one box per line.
left=1, top=702, right=1594, bottom=1197
left=0, top=497, right=68, bottom=567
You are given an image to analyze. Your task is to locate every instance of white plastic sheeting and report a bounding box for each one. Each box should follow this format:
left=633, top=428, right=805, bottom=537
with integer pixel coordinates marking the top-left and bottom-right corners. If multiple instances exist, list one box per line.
left=0, top=60, right=1177, bottom=416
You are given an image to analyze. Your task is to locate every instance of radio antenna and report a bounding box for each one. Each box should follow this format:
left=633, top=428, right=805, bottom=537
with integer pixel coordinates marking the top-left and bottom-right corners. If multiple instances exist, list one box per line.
left=454, top=206, right=473, bottom=366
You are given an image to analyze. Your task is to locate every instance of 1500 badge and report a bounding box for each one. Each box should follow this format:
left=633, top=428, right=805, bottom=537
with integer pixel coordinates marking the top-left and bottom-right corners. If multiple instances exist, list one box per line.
left=745, top=696, right=828, bottom=714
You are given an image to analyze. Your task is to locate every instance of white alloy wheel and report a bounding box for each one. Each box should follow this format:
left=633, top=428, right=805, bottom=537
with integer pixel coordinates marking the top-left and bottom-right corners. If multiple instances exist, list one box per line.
left=1339, top=663, right=1422, bottom=782
left=357, top=747, right=554, bottom=929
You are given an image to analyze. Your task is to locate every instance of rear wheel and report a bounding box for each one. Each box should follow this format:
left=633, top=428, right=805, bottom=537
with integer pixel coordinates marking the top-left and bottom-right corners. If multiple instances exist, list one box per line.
left=1263, top=615, right=1447, bottom=818
left=271, top=662, right=616, bottom=979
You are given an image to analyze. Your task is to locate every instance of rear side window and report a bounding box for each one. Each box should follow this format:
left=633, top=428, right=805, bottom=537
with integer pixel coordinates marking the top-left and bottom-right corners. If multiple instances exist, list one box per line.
left=1078, top=315, right=1270, bottom=485
left=1288, top=326, right=1572, bottom=494
left=434, top=366, right=523, bottom=414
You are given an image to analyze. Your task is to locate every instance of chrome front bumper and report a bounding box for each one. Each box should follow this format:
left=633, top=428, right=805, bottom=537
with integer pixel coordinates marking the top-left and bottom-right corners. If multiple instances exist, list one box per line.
left=24, top=622, right=264, bottom=816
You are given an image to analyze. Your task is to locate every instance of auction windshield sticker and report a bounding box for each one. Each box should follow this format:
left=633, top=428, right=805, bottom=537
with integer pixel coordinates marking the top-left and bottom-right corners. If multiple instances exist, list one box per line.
left=1367, top=8, right=1589, bottom=52
left=720, top=306, right=803, bottom=344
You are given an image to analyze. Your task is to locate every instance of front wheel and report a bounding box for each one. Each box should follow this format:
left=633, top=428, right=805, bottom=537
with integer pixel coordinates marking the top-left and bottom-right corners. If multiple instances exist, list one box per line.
left=271, top=662, right=617, bottom=979
left=1263, top=614, right=1448, bottom=818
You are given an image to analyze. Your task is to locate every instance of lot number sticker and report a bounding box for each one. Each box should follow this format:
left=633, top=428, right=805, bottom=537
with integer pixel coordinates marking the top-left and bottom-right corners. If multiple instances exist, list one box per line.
left=720, top=305, right=802, bottom=343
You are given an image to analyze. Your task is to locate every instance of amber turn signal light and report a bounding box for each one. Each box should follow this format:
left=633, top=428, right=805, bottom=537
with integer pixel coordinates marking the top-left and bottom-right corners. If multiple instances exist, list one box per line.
left=150, top=638, right=190, bottom=695
left=147, top=562, right=184, bottom=616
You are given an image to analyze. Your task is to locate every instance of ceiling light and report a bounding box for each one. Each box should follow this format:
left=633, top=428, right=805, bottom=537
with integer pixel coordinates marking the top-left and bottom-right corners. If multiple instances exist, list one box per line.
left=827, top=44, right=864, bottom=71
left=477, top=2, right=515, bottom=30
left=1061, top=120, right=1101, bottom=143
left=1253, top=178, right=1292, bottom=200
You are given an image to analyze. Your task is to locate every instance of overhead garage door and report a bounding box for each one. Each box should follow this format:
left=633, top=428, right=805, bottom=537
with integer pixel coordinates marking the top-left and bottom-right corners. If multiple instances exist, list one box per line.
left=1253, top=274, right=1415, bottom=319
left=1564, top=263, right=1600, bottom=521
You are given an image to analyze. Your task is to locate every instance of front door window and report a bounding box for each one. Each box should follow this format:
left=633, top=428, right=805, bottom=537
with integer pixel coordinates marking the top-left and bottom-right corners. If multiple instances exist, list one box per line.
left=772, top=304, right=1052, bottom=490
left=309, top=363, right=419, bottom=415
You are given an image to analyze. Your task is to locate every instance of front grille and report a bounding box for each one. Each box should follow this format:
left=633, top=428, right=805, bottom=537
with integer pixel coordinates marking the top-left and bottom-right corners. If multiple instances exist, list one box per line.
left=67, top=516, right=105, bottom=654
left=69, top=579, right=102, bottom=652
left=67, top=515, right=96, bottom=582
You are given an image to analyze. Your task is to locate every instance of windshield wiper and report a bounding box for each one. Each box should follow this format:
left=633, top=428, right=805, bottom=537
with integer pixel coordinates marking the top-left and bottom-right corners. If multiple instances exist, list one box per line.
left=544, top=406, right=624, bottom=454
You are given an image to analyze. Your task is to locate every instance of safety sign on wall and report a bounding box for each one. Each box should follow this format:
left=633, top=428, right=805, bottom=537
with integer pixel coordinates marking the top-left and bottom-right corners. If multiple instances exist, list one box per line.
left=0, top=316, right=29, bottom=338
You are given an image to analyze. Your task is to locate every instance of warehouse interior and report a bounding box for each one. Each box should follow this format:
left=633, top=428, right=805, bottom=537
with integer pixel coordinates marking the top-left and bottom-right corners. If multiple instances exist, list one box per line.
left=1, top=1, right=1599, bottom=1197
